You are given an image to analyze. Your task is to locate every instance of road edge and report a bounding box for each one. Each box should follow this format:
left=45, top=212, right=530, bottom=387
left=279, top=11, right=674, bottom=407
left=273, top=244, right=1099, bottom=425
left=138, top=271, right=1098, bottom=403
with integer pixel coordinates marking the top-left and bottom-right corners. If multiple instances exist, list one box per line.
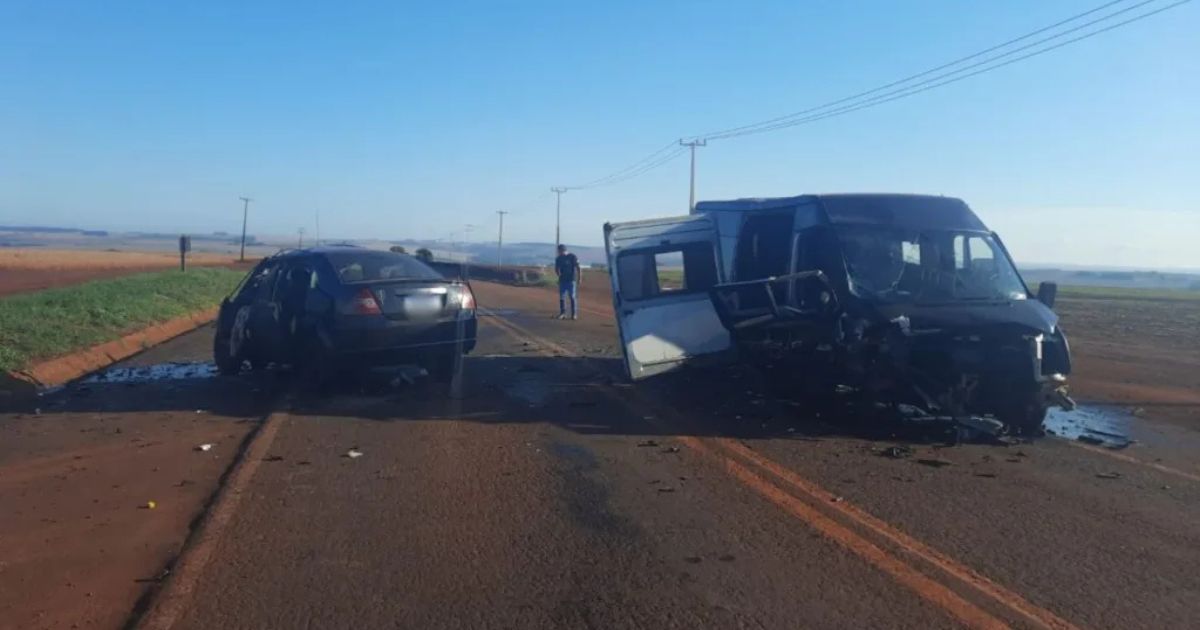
left=126, top=406, right=289, bottom=630
left=1, top=307, right=220, bottom=402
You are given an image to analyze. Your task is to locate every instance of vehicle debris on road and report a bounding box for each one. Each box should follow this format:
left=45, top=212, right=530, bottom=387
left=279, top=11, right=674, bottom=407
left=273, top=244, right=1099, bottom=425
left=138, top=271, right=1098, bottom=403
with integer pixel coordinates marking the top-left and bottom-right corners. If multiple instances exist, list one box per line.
left=880, top=446, right=913, bottom=459
left=195, top=443, right=214, bottom=452
left=345, top=448, right=364, bottom=459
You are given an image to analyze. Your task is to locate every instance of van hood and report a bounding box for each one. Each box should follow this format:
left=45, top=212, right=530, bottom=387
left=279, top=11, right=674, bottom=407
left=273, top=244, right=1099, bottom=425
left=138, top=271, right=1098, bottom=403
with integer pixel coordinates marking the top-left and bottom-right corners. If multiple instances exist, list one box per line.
left=870, top=299, right=1059, bottom=336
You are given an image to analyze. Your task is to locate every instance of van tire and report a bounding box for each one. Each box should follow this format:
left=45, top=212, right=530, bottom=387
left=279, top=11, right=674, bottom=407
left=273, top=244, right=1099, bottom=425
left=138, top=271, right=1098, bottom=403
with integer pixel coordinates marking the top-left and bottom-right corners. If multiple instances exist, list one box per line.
left=1000, top=392, right=1048, bottom=436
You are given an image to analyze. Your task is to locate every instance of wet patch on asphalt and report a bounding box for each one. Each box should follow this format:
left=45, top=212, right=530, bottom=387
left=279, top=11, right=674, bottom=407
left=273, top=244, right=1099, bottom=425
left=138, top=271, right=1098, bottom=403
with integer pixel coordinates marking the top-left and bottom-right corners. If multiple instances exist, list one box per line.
left=549, top=440, right=637, bottom=538
left=1047, top=405, right=1138, bottom=447
left=83, top=361, right=219, bottom=384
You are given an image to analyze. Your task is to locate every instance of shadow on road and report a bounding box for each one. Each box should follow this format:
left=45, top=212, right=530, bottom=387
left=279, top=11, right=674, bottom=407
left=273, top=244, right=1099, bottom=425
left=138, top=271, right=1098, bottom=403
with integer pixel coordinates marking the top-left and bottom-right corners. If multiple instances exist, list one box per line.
left=283, top=354, right=991, bottom=446
left=8, top=351, right=1124, bottom=447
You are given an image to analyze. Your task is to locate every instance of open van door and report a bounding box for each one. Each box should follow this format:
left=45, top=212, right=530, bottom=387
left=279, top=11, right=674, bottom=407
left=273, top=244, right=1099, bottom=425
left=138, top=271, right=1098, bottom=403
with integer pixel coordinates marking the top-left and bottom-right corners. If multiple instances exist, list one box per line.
left=604, top=214, right=732, bottom=380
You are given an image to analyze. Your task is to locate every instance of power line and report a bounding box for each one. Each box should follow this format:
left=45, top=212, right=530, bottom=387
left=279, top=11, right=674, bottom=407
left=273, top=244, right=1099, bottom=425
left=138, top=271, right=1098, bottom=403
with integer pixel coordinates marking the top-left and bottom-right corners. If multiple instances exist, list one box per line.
left=704, top=0, right=1191, bottom=140
left=570, top=147, right=689, bottom=190
left=701, top=0, right=1183, bottom=141
left=523, top=0, right=1187, bottom=206
left=504, top=189, right=552, bottom=213
left=690, top=0, right=1143, bottom=141
left=558, top=140, right=681, bottom=191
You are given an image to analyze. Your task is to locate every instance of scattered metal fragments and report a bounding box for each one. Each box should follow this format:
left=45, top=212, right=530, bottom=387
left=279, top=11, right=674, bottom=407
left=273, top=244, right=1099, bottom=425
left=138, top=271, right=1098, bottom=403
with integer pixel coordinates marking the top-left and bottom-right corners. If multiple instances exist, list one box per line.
left=880, top=446, right=913, bottom=459
left=1086, top=428, right=1130, bottom=440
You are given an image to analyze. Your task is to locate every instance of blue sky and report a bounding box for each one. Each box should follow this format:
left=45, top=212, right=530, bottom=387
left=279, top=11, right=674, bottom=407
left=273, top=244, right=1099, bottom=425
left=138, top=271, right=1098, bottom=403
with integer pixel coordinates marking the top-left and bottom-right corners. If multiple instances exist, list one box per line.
left=1, top=0, right=1196, bottom=268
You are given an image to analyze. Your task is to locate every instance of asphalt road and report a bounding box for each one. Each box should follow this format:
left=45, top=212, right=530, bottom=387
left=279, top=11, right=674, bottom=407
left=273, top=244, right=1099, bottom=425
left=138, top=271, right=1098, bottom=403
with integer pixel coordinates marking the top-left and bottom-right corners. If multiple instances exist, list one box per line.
left=5, top=279, right=1200, bottom=629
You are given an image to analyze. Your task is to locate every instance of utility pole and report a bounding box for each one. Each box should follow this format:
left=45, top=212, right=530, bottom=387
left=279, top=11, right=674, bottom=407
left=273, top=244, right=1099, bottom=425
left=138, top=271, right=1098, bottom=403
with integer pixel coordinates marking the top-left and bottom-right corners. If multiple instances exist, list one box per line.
left=461, top=223, right=476, bottom=263
left=315, top=210, right=320, bottom=246
left=679, top=139, right=706, bottom=212
left=297, top=228, right=305, bottom=248
left=496, top=210, right=509, bottom=267
left=238, top=196, right=253, bottom=261
left=551, top=187, right=568, bottom=247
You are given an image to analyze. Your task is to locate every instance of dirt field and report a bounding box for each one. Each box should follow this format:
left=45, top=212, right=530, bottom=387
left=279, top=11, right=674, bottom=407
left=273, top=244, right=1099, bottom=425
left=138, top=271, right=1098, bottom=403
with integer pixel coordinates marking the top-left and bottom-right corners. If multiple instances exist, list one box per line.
left=1054, top=296, right=1200, bottom=426
left=0, top=249, right=256, bottom=297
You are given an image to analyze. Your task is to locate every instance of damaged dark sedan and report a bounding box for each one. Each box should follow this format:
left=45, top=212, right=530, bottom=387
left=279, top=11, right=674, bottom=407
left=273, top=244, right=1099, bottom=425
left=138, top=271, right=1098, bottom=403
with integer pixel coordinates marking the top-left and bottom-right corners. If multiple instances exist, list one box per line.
left=214, top=246, right=477, bottom=383
left=604, top=193, right=1073, bottom=435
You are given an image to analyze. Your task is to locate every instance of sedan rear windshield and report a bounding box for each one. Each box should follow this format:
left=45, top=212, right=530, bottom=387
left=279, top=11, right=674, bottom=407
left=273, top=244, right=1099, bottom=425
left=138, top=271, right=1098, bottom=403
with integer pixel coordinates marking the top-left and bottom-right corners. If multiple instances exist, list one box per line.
left=324, top=251, right=444, bottom=284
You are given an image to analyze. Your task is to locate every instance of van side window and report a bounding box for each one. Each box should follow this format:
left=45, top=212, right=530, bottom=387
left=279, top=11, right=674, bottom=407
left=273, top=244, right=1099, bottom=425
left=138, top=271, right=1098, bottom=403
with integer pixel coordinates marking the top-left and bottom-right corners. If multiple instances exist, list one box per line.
left=617, top=242, right=717, bottom=301
left=734, top=212, right=793, bottom=281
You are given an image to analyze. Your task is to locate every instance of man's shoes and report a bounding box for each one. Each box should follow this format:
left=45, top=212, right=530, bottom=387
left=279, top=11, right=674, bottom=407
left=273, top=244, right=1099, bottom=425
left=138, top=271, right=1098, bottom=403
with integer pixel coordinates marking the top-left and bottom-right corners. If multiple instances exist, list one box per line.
left=557, top=313, right=567, bottom=320
left=572, top=314, right=578, bottom=320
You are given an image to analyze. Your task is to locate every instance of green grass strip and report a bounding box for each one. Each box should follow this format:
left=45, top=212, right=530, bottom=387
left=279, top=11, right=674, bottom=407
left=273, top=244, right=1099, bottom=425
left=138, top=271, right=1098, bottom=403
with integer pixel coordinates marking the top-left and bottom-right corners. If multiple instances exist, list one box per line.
left=0, top=268, right=244, bottom=372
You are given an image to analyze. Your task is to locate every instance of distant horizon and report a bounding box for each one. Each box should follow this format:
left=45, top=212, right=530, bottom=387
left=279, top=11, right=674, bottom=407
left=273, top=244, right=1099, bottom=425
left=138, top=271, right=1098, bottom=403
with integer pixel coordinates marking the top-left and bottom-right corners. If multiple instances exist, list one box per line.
left=4, top=221, right=1199, bottom=276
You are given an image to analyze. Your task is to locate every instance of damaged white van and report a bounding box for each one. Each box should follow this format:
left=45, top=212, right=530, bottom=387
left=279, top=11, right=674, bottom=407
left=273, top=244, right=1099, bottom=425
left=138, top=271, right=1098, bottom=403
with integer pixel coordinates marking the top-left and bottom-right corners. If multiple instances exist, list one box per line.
left=603, top=194, right=1074, bottom=435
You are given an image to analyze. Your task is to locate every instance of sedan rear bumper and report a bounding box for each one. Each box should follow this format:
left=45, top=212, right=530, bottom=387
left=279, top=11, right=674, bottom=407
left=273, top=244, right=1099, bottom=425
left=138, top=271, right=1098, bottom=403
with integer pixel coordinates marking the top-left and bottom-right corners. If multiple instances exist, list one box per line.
left=321, top=318, right=477, bottom=365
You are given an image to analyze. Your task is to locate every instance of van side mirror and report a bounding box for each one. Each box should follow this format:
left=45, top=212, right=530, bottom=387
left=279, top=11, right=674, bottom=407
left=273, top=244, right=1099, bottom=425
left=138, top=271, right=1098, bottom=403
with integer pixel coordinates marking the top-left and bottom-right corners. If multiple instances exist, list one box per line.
left=1036, top=282, right=1058, bottom=308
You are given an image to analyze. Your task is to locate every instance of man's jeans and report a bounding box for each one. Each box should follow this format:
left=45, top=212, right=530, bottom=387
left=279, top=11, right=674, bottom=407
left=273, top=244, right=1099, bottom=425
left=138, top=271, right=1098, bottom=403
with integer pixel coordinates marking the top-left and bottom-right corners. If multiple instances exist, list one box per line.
left=559, top=281, right=577, bottom=317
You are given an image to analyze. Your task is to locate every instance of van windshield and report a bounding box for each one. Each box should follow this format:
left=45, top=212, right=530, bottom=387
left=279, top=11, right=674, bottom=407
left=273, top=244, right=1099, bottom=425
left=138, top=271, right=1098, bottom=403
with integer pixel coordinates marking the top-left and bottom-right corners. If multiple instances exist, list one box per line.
left=836, top=226, right=1027, bottom=304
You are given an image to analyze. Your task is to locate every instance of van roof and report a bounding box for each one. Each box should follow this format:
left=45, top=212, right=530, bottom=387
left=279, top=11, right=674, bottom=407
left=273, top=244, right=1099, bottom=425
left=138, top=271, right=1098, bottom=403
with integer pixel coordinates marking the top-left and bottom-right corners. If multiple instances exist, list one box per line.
left=693, top=193, right=988, bottom=231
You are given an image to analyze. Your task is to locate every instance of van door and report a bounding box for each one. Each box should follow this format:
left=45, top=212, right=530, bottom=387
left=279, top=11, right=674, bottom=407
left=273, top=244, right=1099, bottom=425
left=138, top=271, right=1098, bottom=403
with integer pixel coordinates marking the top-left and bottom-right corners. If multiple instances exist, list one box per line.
left=604, top=214, right=731, bottom=380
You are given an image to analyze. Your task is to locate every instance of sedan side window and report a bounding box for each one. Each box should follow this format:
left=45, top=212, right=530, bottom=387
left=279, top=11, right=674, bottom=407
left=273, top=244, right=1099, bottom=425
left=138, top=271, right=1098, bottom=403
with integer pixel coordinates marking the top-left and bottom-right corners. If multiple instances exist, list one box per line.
left=252, top=262, right=281, bottom=301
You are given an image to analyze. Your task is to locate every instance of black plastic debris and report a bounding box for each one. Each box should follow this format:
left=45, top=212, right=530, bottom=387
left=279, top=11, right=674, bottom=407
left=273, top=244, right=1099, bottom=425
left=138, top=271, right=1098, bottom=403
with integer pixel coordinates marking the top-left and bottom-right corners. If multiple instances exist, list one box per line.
left=916, top=458, right=952, bottom=468
left=1096, top=472, right=1123, bottom=480
left=881, top=446, right=913, bottom=459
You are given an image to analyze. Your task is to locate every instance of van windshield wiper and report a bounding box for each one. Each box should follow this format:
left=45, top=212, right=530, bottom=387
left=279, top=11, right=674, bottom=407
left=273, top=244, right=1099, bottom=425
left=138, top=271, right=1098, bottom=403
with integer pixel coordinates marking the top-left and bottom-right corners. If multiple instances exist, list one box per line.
left=915, top=296, right=1010, bottom=305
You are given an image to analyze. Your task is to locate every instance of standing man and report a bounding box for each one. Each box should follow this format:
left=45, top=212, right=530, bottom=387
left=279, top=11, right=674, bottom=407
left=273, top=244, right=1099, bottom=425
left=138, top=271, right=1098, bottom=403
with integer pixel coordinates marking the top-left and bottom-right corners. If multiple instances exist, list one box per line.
left=555, top=243, right=581, bottom=320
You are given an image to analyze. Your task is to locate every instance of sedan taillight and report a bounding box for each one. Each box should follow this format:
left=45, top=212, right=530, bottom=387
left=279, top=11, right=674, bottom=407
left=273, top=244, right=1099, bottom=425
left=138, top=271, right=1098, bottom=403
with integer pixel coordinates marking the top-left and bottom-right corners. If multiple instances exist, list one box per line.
left=349, top=288, right=382, bottom=315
